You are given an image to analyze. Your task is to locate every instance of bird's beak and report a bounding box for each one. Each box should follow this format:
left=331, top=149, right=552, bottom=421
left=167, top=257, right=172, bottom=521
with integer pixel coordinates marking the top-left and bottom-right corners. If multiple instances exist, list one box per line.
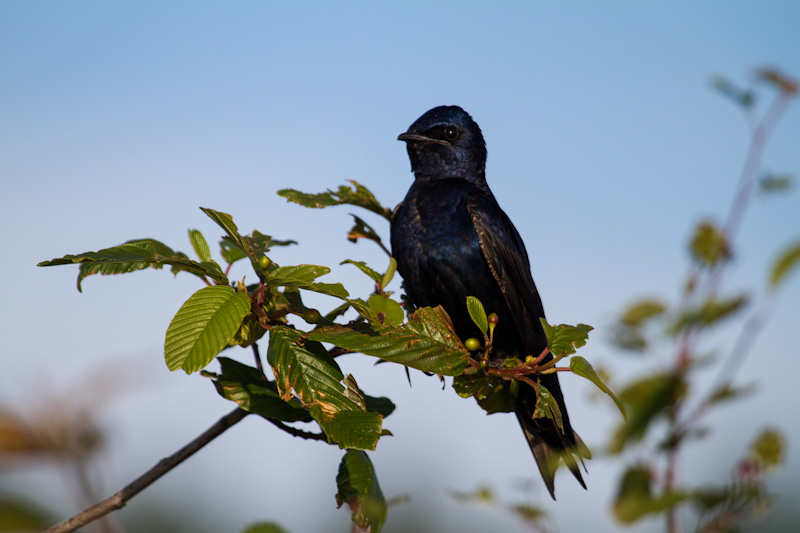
left=397, top=132, right=448, bottom=145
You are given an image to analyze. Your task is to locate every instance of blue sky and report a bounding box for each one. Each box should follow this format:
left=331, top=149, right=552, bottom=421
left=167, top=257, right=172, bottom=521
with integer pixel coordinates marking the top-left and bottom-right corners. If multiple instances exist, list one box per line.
left=2, top=2, right=799, bottom=532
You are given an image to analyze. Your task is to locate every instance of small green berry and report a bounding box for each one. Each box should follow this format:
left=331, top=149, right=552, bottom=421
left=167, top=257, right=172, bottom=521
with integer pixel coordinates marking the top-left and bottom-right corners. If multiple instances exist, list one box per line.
left=258, top=255, right=271, bottom=269
left=479, top=360, right=488, bottom=368
left=301, top=309, right=322, bottom=324
left=464, top=337, right=481, bottom=351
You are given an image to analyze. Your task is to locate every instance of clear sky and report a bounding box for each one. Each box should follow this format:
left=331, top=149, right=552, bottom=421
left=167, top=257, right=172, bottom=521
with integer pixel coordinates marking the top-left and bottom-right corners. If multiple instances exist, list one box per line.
left=2, top=2, right=799, bottom=532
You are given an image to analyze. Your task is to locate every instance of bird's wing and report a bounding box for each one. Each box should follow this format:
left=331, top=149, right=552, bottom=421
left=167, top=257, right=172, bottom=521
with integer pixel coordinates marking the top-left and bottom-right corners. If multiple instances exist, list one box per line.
left=466, top=193, right=548, bottom=356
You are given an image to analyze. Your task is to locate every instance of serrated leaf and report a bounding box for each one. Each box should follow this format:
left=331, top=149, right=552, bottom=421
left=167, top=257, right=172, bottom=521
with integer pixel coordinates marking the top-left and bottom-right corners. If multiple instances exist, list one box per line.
left=188, top=229, right=211, bottom=263
left=267, top=326, right=382, bottom=450
left=269, top=264, right=350, bottom=299
left=532, top=383, right=563, bottom=432
left=38, top=239, right=227, bottom=291
left=164, top=286, right=251, bottom=373
left=212, top=357, right=312, bottom=422
left=278, top=180, right=392, bottom=221
left=466, top=296, right=488, bottom=335
left=619, top=299, right=668, bottom=327
left=613, top=465, right=688, bottom=524
left=570, top=356, right=626, bottom=418
left=452, top=373, right=516, bottom=414
left=689, top=220, right=731, bottom=268
left=341, top=259, right=382, bottom=283
left=769, top=240, right=800, bottom=288
left=610, top=374, right=685, bottom=453
left=306, top=306, right=470, bottom=376
left=669, top=295, right=748, bottom=334
left=539, top=320, right=593, bottom=358
left=367, top=294, right=404, bottom=327
left=336, top=450, right=387, bottom=533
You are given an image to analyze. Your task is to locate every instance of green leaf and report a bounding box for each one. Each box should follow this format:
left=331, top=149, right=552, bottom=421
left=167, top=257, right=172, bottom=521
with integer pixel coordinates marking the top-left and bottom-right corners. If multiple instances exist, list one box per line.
left=227, top=314, right=268, bottom=348
left=619, top=299, right=667, bottom=327
left=511, top=504, right=546, bottom=523
left=710, top=75, right=755, bottom=108
left=449, top=485, right=495, bottom=504
left=348, top=214, right=389, bottom=250
left=689, top=220, right=731, bottom=268
left=669, top=295, right=748, bottom=334
left=306, top=306, right=470, bottom=376
left=452, top=373, right=516, bottom=414
left=278, top=180, right=392, bottom=221
left=341, top=259, right=382, bottom=283
left=466, top=296, right=488, bottom=335
left=532, top=383, right=563, bottom=432
left=381, top=257, right=397, bottom=290
left=755, top=67, right=798, bottom=94
left=750, top=429, right=784, bottom=469
left=164, top=286, right=251, bottom=373
left=610, top=374, right=685, bottom=453
left=707, top=383, right=754, bottom=406
left=769, top=240, right=800, bottom=288
left=38, top=239, right=227, bottom=291
left=367, top=294, right=404, bottom=327
left=759, top=173, right=792, bottom=193
left=613, top=464, right=687, bottom=524
left=210, top=357, right=312, bottom=422
left=241, top=522, right=288, bottom=533
left=363, top=395, right=396, bottom=418
left=269, top=264, right=350, bottom=299
left=539, top=320, right=593, bottom=358
left=188, top=229, right=212, bottom=263
left=336, top=450, right=387, bottom=533
left=570, top=356, right=626, bottom=418
left=267, top=326, right=383, bottom=450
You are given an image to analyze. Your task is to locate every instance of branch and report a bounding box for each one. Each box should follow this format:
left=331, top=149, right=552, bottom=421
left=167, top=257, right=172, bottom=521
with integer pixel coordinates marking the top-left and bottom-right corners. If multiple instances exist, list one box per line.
left=44, top=407, right=250, bottom=533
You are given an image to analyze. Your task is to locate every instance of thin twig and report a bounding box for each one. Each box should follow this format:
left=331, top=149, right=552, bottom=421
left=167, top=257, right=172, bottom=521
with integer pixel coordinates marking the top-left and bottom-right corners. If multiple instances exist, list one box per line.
left=252, top=343, right=263, bottom=373
left=44, top=408, right=250, bottom=533
left=266, top=418, right=327, bottom=441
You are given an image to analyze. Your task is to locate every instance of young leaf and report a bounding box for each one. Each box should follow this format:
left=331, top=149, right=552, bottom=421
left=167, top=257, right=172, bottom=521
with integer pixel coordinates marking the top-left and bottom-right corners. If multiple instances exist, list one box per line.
left=367, top=294, right=404, bottom=327
left=336, top=450, right=387, bottom=533
left=211, top=357, right=312, bottom=422
left=306, top=306, right=470, bottom=376
left=669, top=295, right=747, bottom=334
left=613, top=464, right=687, bottom=524
left=466, top=296, right=488, bottom=335
left=188, top=229, right=212, bottom=263
left=268, top=264, right=350, bottom=299
left=267, top=326, right=383, bottom=450
left=341, top=259, right=382, bottom=283
left=348, top=214, right=389, bottom=250
left=619, top=299, right=667, bottom=327
left=164, top=286, right=251, bottom=373
left=38, top=239, right=228, bottom=291
left=532, top=383, right=563, bottom=432
left=689, top=220, right=731, bottom=268
left=278, top=180, right=392, bottom=221
left=570, top=356, right=626, bottom=418
left=381, top=257, right=397, bottom=290
left=539, top=320, right=593, bottom=358
left=750, top=429, right=784, bottom=469
left=452, top=373, right=516, bottom=414
left=769, top=240, right=800, bottom=288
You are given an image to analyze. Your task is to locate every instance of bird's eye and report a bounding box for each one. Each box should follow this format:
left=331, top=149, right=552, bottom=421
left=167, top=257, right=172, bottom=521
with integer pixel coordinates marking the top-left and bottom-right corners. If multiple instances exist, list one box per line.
left=444, top=126, right=460, bottom=141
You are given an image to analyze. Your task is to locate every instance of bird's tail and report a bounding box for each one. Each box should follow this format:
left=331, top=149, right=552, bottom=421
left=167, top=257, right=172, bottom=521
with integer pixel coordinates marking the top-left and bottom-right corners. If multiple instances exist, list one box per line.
left=515, top=383, right=591, bottom=500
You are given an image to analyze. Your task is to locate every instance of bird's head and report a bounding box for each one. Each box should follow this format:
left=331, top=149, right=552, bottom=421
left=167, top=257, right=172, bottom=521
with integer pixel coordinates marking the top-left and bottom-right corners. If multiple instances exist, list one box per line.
left=398, top=105, right=487, bottom=181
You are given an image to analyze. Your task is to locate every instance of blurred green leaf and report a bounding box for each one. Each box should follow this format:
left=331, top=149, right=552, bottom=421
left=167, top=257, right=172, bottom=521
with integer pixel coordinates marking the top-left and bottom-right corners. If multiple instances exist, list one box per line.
left=669, top=295, right=748, bottom=334
left=0, top=496, right=51, bottom=531
left=381, top=257, right=397, bottom=290
left=449, top=485, right=494, bottom=504
left=769, top=240, right=800, bottom=288
left=759, top=173, right=792, bottom=193
left=267, top=326, right=383, bottom=450
left=755, top=67, right=798, bottom=94
left=539, top=320, right=593, bottom=358
left=466, top=296, right=488, bottom=335
left=533, top=383, right=563, bottom=432
left=367, top=294, right=404, bottom=327
left=570, top=356, right=626, bottom=418
left=306, top=306, right=470, bottom=376
left=611, top=374, right=685, bottom=453
left=452, top=373, right=516, bottom=414
left=336, top=450, right=387, bottom=533
left=38, top=238, right=227, bottom=291
left=689, top=220, right=731, bottom=268
left=710, top=75, right=755, bottom=108
left=164, top=286, right=251, bottom=373
left=619, top=299, right=668, bottom=327
left=188, top=229, right=212, bottom=263
left=241, top=522, right=288, bottom=533
left=610, top=324, right=649, bottom=352
left=211, top=357, right=312, bottom=422
left=511, top=503, right=547, bottom=523
left=707, top=383, right=754, bottom=406
left=750, top=429, right=784, bottom=469
left=613, top=465, right=687, bottom=524
left=278, top=180, right=392, bottom=221
left=341, top=259, right=382, bottom=283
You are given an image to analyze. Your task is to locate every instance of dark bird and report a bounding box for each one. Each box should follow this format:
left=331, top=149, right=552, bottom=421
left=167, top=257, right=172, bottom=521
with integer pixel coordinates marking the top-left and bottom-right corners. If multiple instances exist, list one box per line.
left=390, top=105, right=589, bottom=499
